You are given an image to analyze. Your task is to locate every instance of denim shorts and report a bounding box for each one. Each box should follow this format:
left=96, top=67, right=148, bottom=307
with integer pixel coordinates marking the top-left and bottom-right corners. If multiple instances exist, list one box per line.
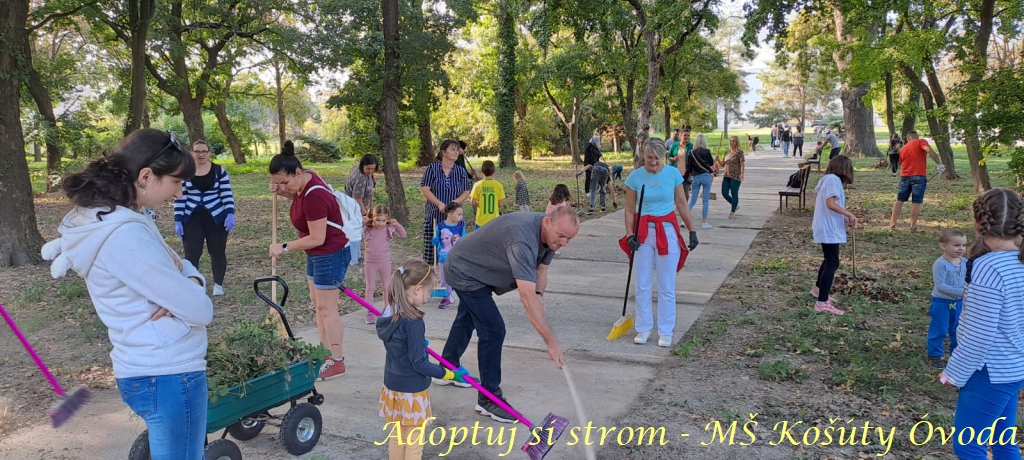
left=306, top=246, right=351, bottom=290
left=897, top=175, right=927, bottom=204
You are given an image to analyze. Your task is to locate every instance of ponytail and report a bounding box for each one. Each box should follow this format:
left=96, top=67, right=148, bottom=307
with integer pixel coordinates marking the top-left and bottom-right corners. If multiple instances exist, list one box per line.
left=387, top=258, right=437, bottom=321
left=270, top=140, right=303, bottom=175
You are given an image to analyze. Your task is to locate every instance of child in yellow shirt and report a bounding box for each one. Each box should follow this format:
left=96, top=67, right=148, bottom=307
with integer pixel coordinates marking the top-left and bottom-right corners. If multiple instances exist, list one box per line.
left=469, top=160, right=505, bottom=228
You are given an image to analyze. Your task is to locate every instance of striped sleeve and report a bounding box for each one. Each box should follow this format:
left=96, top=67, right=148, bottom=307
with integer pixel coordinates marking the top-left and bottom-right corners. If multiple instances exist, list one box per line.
left=944, top=259, right=1004, bottom=386
left=218, top=168, right=235, bottom=215
left=174, top=189, right=189, bottom=222
left=420, top=163, right=437, bottom=188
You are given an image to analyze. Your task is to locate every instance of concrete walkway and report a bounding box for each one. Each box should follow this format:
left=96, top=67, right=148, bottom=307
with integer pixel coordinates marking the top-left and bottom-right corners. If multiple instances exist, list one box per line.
left=0, top=150, right=801, bottom=459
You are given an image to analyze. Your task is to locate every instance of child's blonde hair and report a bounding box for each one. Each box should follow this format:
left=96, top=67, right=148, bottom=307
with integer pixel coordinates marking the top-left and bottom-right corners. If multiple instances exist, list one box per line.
left=388, top=258, right=438, bottom=322
left=513, top=170, right=525, bottom=181
left=939, top=228, right=966, bottom=244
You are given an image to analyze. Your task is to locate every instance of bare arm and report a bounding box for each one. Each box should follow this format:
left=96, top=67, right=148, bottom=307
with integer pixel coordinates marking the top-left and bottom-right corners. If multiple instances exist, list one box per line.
left=924, top=143, right=942, bottom=165
left=272, top=218, right=328, bottom=257
left=625, top=187, right=637, bottom=236
left=420, top=186, right=445, bottom=209
left=535, top=264, right=549, bottom=294
left=826, top=196, right=858, bottom=228
left=453, top=190, right=470, bottom=204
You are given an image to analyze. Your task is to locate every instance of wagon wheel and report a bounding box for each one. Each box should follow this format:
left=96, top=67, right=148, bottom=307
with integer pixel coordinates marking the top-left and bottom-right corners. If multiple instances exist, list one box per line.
left=128, top=430, right=150, bottom=460
left=205, top=439, right=242, bottom=460
left=280, top=403, right=322, bottom=455
left=227, top=417, right=266, bottom=441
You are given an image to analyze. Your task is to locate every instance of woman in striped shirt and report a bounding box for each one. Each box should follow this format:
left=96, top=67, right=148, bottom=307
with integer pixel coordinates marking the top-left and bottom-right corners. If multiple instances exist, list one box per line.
left=174, top=140, right=235, bottom=296
left=420, top=140, right=471, bottom=265
left=942, top=188, right=1024, bottom=459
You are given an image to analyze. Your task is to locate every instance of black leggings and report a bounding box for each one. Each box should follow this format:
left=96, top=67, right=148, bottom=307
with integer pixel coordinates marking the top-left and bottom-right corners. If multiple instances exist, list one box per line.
left=889, top=154, right=900, bottom=174
left=815, top=243, right=841, bottom=302
left=182, top=209, right=229, bottom=285
left=793, top=140, right=803, bottom=157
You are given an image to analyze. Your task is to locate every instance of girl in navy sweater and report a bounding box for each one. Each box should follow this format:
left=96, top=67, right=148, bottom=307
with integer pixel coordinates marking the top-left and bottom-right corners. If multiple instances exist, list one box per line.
left=376, top=258, right=468, bottom=460
left=174, top=140, right=235, bottom=296
left=943, top=188, right=1024, bottom=459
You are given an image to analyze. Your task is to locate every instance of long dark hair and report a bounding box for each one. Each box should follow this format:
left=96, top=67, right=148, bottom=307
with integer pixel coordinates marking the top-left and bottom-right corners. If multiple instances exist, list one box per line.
left=358, top=154, right=379, bottom=175
left=269, top=140, right=302, bottom=175
left=434, top=139, right=459, bottom=161
left=824, top=155, right=854, bottom=185
left=549, top=184, right=572, bottom=205
left=62, top=129, right=195, bottom=217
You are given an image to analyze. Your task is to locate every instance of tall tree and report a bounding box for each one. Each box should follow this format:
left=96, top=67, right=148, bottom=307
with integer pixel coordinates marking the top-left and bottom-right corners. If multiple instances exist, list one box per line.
left=625, top=0, right=717, bottom=165
left=495, top=0, right=517, bottom=168
left=0, top=0, right=45, bottom=266
left=379, top=0, right=408, bottom=224
left=123, top=0, right=153, bottom=135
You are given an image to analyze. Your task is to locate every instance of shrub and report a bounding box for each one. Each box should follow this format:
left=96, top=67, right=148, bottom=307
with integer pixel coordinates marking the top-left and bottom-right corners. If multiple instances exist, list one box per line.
left=296, top=135, right=343, bottom=162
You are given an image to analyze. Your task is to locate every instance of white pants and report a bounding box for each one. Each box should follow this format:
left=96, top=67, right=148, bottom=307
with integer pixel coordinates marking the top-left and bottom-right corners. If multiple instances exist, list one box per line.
left=634, top=222, right=680, bottom=338
left=519, top=204, right=530, bottom=212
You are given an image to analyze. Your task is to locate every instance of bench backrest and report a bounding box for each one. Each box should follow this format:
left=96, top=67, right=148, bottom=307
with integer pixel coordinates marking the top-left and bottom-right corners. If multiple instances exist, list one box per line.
left=800, top=166, right=811, bottom=194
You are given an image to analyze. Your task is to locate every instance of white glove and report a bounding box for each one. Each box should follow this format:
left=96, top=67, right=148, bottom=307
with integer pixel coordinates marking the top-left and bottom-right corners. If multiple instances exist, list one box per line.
left=937, top=164, right=946, bottom=174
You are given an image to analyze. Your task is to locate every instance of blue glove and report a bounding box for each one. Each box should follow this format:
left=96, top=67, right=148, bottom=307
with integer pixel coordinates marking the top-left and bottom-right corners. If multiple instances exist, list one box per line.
left=627, top=235, right=641, bottom=252
left=454, top=366, right=470, bottom=383
left=688, top=231, right=699, bottom=251
left=224, top=214, right=235, bottom=231
left=424, top=338, right=429, bottom=347
left=175, top=221, right=184, bottom=238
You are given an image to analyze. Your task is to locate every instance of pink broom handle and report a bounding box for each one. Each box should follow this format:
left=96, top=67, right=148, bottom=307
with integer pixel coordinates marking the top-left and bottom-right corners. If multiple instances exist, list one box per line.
left=341, top=287, right=534, bottom=428
left=0, top=303, right=66, bottom=396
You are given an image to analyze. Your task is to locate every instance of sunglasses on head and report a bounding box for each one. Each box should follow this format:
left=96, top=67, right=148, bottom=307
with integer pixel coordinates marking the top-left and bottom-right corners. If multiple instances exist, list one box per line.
left=144, top=131, right=184, bottom=167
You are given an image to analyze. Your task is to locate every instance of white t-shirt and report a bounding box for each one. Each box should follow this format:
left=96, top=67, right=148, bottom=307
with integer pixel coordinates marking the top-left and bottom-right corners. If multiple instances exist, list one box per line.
left=812, top=174, right=847, bottom=244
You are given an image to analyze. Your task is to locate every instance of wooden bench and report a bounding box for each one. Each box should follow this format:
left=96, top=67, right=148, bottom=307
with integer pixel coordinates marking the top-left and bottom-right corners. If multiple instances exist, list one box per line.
left=779, top=165, right=812, bottom=213
left=806, top=156, right=822, bottom=171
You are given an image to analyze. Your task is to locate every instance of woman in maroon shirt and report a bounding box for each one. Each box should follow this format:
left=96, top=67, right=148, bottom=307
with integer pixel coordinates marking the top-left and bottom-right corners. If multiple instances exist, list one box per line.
left=268, top=141, right=349, bottom=380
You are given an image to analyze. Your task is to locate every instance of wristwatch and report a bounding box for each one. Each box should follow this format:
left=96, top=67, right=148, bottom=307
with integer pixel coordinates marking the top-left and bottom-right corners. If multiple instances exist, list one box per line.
left=536, top=291, right=544, bottom=297
left=282, top=242, right=290, bottom=253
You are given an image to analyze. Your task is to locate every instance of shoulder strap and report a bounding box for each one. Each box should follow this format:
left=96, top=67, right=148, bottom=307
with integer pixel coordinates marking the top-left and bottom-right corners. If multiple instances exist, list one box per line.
left=302, top=185, right=344, bottom=230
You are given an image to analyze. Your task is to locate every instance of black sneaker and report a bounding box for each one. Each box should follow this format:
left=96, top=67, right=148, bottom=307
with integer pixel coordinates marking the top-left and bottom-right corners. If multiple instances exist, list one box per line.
left=587, top=209, right=594, bottom=215
left=928, top=356, right=944, bottom=369
left=475, top=393, right=517, bottom=423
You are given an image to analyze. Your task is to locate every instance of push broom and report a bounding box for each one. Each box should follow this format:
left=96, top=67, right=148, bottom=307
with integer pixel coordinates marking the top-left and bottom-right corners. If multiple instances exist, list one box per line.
left=607, top=184, right=645, bottom=341
left=341, top=287, right=570, bottom=459
left=0, top=303, right=90, bottom=427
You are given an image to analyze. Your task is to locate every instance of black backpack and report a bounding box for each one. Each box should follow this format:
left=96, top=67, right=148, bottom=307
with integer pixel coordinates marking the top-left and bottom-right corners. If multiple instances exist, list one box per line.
left=786, top=171, right=802, bottom=189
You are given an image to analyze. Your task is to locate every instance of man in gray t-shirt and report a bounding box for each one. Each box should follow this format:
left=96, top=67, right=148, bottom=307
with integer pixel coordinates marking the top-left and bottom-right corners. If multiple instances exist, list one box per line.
left=439, top=207, right=579, bottom=423
left=826, top=131, right=842, bottom=159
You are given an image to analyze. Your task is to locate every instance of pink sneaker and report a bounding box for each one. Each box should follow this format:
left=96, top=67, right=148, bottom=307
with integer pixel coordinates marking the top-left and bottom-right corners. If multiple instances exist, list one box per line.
left=814, top=301, right=845, bottom=315
left=365, top=311, right=378, bottom=324
left=810, top=286, right=835, bottom=303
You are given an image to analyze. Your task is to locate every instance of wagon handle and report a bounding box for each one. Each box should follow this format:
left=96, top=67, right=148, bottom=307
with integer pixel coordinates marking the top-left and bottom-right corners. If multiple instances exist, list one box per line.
left=253, top=276, right=294, bottom=338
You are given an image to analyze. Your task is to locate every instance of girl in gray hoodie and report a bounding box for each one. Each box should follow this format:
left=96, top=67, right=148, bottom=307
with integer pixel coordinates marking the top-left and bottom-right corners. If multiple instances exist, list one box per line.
left=42, top=129, right=214, bottom=460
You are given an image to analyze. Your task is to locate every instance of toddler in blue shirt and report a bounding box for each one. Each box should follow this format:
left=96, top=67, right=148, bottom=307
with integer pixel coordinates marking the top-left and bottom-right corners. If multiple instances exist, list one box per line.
left=927, top=228, right=967, bottom=368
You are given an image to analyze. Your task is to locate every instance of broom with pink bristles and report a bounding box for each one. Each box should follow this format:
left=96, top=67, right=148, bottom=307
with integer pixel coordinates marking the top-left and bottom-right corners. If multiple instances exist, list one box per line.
left=0, top=303, right=90, bottom=427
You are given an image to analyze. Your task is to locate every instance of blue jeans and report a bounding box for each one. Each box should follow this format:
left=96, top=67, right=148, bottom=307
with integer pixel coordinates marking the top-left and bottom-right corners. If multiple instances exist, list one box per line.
left=927, top=297, right=962, bottom=357
left=722, top=177, right=741, bottom=213
left=688, top=173, right=712, bottom=220
left=348, top=240, right=361, bottom=266
left=898, top=175, right=927, bottom=204
left=782, top=141, right=791, bottom=156
left=953, top=367, right=1024, bottom=459
left=118, top=371, right=207, bottom=460
left=441, top=287, right=505, bottom=396
left=306, top=246, right=352, bottom=290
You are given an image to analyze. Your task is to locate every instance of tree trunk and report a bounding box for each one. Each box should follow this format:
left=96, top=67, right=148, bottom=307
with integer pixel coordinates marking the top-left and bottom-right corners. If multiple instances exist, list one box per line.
left=124, top=0, right=154, bottom=136
left=0, top=0, right=44, bottom=266
left=274, top=60, right=286, bottom=151
left=567, top=121, right=579, bottom=165
left=416, top=113, right=433, bottom=167
left=23, top=38, right=62, bottom=190
left=884, top=71, right=896, bottom=139
left=213, top=100, right=245, bottom=164
left=379, top=0, right=408, bottom=225
left=495, top=0, right=517, bottom=169
left=837, top=83, right=881, bottom=157
left=900, top=65, right=957, bottom=178
left=901, top=85, right=919, bottom=137
left=515, top=82, right=531, bottom=160
left=33, top=143, right=41, bottom=162
left=663, top=97, right=671, bottom=137
left=634, top=33, right=662, bottom=167
left=957, top=0, right=995, bottom=192
left=180, top=97, right=206, bottom=144
left=615, top=81, right=637, bottom=155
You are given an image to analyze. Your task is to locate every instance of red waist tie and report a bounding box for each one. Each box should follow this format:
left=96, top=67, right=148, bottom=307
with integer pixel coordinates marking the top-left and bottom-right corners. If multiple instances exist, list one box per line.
left=637, top=213, right=679, bottom=255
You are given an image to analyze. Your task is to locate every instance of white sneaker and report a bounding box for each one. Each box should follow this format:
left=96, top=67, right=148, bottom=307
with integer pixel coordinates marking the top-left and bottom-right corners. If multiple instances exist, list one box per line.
left=213, top=284, right=224, bottom=296
left=658, top=336, right=673, bottom=347
left=701, top=222, right=713, bottom=229
left=633, top=331, right=650, bottom=344
left=432, top=377, right=472, bottom=388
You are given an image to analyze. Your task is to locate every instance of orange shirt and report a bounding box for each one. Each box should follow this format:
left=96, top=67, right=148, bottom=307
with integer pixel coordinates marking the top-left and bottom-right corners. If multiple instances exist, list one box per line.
left=899, top=139, right=929, bottom=177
